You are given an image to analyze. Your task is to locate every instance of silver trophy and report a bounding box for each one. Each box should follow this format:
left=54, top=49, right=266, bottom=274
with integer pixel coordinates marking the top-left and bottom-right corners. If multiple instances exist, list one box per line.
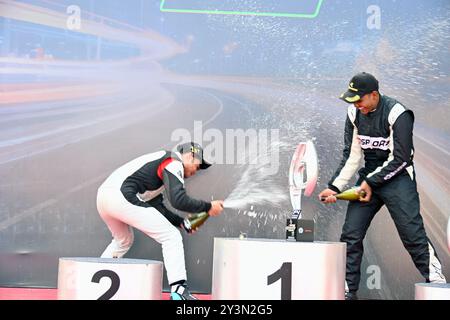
left=286, top=140, right=318, bottom=242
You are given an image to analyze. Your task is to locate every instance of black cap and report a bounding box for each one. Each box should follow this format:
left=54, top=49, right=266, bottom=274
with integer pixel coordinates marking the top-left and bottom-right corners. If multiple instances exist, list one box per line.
left=339, top=72, right=379, bottom=103
left=176, top=142, right=211, bottom=170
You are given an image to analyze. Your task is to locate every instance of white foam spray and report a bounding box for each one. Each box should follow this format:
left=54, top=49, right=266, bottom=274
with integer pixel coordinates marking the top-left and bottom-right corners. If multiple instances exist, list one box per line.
left=223, top=140, right=289, bottom=211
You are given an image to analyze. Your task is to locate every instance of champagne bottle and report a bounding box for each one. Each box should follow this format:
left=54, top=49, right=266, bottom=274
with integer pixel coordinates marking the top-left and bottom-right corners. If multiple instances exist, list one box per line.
left=184, top=212, right=210, bottom=232
left=321, top=187, right=366, bottom=202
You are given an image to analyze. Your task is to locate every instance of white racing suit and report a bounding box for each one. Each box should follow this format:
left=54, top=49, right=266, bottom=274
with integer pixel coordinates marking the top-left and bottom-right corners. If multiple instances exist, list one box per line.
left=97, top=150, right=211, bottom=285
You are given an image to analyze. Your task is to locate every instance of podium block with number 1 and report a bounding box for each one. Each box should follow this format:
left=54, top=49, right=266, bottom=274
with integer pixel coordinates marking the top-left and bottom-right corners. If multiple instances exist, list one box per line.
left=212, top=238, right=346, bottom=300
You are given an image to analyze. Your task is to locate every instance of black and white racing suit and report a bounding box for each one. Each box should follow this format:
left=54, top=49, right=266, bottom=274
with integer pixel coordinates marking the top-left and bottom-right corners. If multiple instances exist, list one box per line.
left=328, top=94, right=446, bottom=292
left=97, top=150, right=211, bottom=285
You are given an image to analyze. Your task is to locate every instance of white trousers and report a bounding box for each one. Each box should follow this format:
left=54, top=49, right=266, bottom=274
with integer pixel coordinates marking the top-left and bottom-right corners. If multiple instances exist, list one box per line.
left=97, top=187, right=187, bottom=285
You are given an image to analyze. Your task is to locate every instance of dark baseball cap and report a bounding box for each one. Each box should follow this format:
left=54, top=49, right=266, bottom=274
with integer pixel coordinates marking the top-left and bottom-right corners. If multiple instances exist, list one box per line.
left=339, top=72, right=379, bottom=103
left=177, top=142, right=211, bottom=169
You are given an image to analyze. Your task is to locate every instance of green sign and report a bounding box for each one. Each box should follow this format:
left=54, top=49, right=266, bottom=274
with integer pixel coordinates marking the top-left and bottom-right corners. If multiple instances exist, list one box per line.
left=160, top=0, right=324, bottom=19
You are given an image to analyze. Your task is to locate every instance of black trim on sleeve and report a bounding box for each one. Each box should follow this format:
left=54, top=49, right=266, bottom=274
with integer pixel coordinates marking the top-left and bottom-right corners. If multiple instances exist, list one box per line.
left=163, top=169, right=211, bottom=213
left=328, top=185, right=341, bottom=193
left=144, top=194, right=184, bottom=227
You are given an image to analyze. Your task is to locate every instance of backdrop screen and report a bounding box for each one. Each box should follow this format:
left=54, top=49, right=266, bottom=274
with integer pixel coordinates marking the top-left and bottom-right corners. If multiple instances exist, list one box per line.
left=0, top=0, right=449, bottom=299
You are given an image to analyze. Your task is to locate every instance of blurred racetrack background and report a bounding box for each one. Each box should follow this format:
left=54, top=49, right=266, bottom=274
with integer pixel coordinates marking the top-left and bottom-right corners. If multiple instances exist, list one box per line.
left=0, top=0, right=449, bottom=299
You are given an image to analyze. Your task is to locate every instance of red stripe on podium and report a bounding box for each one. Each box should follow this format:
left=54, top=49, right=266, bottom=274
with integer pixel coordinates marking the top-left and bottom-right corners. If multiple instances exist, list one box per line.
left=0, top=288, right=211, bottom=300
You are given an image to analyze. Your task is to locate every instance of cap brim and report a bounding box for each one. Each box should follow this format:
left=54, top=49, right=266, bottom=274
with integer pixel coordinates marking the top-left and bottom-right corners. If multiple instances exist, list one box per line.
left=339, top=90, right=361, bottom=103
left=199, top=160, right=211, bottom=170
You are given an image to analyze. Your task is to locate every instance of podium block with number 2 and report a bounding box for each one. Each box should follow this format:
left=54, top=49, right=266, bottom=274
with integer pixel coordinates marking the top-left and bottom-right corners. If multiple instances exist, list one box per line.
left=57, top=258, right=163, bottom=300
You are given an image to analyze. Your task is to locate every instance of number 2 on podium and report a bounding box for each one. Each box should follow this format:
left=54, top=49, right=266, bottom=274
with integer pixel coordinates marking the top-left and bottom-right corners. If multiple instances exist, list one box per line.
left=91, top=269, right=120, bottom=300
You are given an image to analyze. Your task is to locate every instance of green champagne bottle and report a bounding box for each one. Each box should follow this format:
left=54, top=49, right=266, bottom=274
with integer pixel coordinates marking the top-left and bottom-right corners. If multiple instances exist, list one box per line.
left=186, top=212, right=210, bottom=230
left=321, top=187, right=366, bottom=202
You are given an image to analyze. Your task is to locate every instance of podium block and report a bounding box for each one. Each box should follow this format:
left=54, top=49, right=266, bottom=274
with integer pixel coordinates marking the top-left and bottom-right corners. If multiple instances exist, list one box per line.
left=212, top=238, right=345, bottom=300
left=415, top=283, right=450, bottom=300
left=57, top=257, right=163, bottom=300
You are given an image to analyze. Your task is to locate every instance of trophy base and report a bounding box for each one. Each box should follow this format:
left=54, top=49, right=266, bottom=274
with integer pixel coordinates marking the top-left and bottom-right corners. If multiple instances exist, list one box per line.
left=286, top=218, right=314, bottom=242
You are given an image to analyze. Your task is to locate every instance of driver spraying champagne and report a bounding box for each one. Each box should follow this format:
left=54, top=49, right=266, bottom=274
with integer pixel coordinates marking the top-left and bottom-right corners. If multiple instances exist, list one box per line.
left=318, top=72, right=446, bottom=300
left=96, top=142, right=224, bottom=300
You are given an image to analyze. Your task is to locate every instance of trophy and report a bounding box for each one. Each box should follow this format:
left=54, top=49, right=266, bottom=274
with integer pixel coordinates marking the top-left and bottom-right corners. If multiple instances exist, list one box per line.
left=286, top=140, right=318, bottom=242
